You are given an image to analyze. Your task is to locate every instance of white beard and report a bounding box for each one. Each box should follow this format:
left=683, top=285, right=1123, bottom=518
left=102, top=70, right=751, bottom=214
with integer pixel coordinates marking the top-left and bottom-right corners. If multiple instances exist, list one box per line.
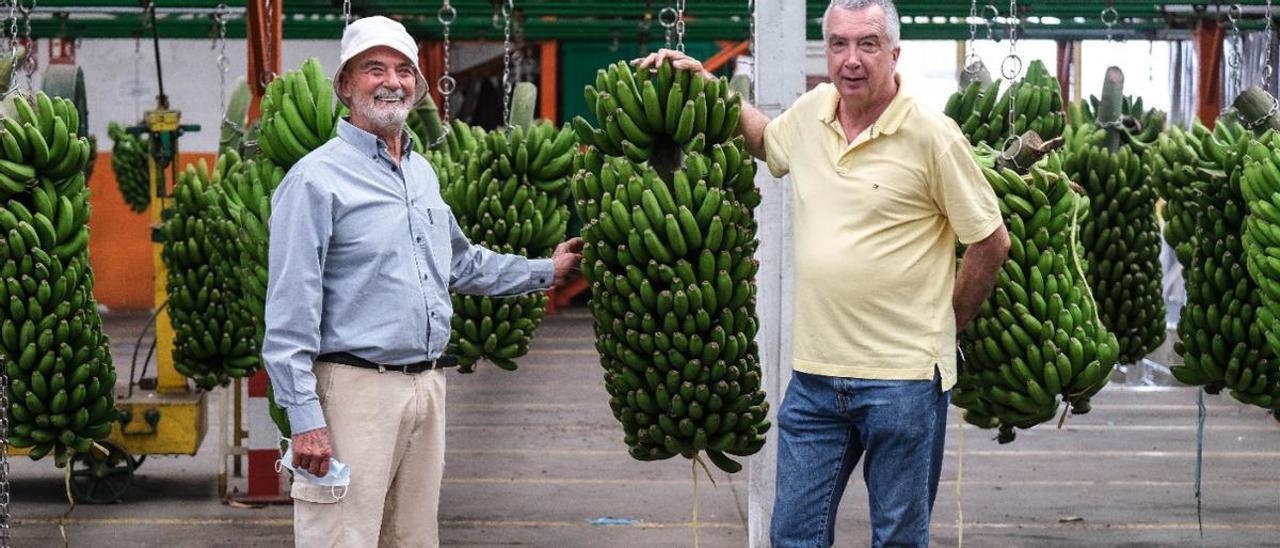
left=353, top=87, right=411, bottom=130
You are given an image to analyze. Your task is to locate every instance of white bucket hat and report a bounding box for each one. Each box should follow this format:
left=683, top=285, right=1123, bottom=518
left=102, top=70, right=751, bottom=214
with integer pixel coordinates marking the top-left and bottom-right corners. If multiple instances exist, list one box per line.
left=333, top=16, right=429, bottom=106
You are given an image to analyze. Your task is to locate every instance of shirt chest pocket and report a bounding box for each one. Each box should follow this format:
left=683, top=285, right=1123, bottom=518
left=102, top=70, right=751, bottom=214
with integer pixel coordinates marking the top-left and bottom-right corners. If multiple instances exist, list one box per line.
left=410, top=200, right=454, bottom=280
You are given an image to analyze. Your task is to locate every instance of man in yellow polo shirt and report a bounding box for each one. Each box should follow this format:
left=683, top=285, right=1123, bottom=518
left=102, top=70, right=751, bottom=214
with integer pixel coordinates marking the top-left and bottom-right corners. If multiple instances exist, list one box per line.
left=639, top=1, right=1010, bottom=546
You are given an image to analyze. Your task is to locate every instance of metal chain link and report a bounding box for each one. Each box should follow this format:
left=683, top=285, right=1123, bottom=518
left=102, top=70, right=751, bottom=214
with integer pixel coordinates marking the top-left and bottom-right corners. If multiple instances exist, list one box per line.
left=501, top=0, right=513, bottom=128
left=964, top=0, right=981, bottom=74
left=675, top=0, right=686, bottom=52
left=984, top=1, right=998, bottom=41
left=1264, top=0, right=1275, bottom=83
left=4, top=0, right=18, bottom=97
left=214, top=2, right=231, bottom=130
left=1101, top=2, right=1119, bottom=43
left=747, top=0, right=754, bottom=59
left=434, top=0, right=456, bottom=148
left=1228, top=2, right=1243, bottom=92
left=342, top=0, right=352, bottom=27
left=660, top=5, right=676, bottom=49
left=1002, top=0, right=1022, bottom=148
left=19, top=0, right=34, bottom=93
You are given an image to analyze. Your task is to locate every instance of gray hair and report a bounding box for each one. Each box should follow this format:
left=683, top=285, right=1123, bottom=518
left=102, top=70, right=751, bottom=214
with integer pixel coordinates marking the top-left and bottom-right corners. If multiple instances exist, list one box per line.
left=821, top=0, right=901, bottom=47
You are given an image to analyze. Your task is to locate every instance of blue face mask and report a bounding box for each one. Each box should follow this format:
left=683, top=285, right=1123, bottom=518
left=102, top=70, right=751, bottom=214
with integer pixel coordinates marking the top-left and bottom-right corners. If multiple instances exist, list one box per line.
left=276, top=437, right=351, bottom=499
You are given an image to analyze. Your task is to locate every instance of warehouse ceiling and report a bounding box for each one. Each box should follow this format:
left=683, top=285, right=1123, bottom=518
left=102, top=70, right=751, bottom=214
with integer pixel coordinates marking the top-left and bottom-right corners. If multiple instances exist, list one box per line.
left=14, top=1, right=1280, bottom=42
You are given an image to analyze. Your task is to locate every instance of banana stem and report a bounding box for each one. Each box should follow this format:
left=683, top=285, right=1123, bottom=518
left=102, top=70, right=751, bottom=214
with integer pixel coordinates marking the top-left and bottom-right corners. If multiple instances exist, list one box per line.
left=510, top=82, right=538, bottom=129
left=959, top=59, right=992, bottom=90
left=1233, top=85, right=1280, bottom=135
left=997, top=131, right=1063, bottom=174
left=1098, top=66, right=1125, bottom=153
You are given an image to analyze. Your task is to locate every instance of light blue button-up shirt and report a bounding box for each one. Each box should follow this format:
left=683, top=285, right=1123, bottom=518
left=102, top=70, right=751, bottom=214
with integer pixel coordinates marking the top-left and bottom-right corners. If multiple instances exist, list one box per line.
left=263, top=119, right=555, bottom=434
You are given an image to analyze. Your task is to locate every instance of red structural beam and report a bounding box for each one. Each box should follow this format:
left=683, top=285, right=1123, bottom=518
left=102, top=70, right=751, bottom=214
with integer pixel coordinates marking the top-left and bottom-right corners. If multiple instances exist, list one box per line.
left=246, top=0, right=283, bottom=124
left=1195, top=19, right=1225, bottom=128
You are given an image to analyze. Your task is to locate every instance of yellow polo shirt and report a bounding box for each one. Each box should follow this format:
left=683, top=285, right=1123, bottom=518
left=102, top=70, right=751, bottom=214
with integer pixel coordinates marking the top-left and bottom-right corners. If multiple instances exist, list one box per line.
left=763, top=80, right=1001, bottom=390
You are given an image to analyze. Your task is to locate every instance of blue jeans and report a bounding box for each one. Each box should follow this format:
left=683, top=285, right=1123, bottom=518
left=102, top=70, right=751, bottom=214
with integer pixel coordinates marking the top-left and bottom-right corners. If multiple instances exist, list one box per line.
left=770, top=370, right=949, bottom=548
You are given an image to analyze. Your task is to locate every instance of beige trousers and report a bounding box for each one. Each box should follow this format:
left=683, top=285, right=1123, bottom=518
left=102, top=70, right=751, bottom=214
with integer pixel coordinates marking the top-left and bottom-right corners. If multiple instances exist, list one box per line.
left=292, top=361, right=447, bottom=548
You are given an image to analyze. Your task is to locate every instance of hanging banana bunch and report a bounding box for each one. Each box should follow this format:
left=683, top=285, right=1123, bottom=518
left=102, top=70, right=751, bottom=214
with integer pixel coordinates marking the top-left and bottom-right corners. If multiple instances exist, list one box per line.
left=954, top=146, right=1119, bottom=443
left=0, top=91, right=117, bottom=466
left=1239, top=129, right=1280, bottom=412
left=1146, top=124, right=1208, bottom=267
left=163, top=152, right=260, bottom=389
left=257, top=58, right=341, bottom=169
left=571, top=59, right=767, bottom=473
left=107, top=121, right=150, bottom=213
left=1075, top=94, right=1166, bottom=150
left=436, top=117, right=573, bottom=372
left=1168, top=119, right=1277, bottom=408
left=1059, top=74, right=1166, bottom=366
left=944, top=59, right=1066, bottom=149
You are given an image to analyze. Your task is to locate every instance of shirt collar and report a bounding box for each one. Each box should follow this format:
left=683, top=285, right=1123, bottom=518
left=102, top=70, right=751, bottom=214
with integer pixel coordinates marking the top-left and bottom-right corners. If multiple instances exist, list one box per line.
left=337, top=117, right=414, bottom=159
left=820, top=73, right=914, bottom=137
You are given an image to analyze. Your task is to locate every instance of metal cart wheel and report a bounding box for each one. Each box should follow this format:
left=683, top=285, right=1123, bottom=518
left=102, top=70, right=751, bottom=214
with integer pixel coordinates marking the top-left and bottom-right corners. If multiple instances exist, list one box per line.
left=70, top=440, right=136, bottom=504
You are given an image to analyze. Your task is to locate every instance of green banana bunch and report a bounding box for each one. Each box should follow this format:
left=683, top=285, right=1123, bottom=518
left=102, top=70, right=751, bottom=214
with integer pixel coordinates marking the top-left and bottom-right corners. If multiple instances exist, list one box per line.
left=1231, top=129, right=1280, bottom=412
left=0, top=92, right=116, bottom=467
left=163, top=152, right=260, bottom=389
left=944, top=59, right=1066, bottom=148
left=1061, top=122, right=1166, bottom=365
left=1169, top=119, right=1277, bottom=403
left=257, top=58, right=340, bottom=168
left=1146, top=123, right=1213, bottom=266
left=571, top=110, right=768, bottom=473
left=108, top=121, right=150, bottom=213
left=407, top=98, right=450, bottom=157
left=954, top=148, right=1119, bottom=443
left=573, top=59, right=743, bottom=176
left=436, top=119, right=572, bottom=371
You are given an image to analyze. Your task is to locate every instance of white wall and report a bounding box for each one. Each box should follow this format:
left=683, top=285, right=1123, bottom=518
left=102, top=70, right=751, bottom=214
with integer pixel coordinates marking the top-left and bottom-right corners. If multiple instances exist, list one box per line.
left=24, top=39, right=341, bottom=153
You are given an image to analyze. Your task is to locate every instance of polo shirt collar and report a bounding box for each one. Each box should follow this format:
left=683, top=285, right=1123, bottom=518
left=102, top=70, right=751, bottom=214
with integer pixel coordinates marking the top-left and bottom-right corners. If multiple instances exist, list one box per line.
left=337, top=117, right=414, bottom=159
left=820, top=73, right=914, bottom=137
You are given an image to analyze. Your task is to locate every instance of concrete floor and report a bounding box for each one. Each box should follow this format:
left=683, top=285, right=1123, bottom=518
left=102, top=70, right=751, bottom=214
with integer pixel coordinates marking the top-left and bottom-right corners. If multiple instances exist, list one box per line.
left=6, top=309, right=1280, bottom=547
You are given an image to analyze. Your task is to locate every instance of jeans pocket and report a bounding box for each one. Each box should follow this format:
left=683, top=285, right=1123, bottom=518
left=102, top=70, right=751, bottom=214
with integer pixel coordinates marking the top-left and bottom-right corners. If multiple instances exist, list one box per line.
left=291, top=478, right=343, bottom=504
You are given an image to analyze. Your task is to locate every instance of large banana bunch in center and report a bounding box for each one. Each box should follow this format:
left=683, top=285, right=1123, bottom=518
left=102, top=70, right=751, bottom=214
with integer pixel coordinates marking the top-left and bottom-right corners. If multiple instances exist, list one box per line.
left=1234, top=129, right=1280, bottom=412
left=163, top=152, right=260, bottom=389
left=572, top=60, right=767, bottom=474
left=0, top=91, right=116, bottom=466
left=257, top=58, right=340, bottom=168
left=944, top=60, right=1065, bottom=149
left=107, top=122, right=150, bottom=213
left=954, top=150, right=1118, bottom=443
left=1169, top=120, right=1277, bottom=404
left=1061, top=123, right=1166, bottom=365
left=436, top=119, right=572, bottom=371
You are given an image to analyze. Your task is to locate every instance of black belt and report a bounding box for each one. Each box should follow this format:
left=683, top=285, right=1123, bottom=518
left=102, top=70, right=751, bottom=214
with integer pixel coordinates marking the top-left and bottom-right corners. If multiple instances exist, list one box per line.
left=316, top=352, right=457, bottom=374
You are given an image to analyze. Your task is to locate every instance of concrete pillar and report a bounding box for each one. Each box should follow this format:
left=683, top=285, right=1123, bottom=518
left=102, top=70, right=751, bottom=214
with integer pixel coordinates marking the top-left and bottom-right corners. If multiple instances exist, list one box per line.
left=748, top=0, right=807, bottom=546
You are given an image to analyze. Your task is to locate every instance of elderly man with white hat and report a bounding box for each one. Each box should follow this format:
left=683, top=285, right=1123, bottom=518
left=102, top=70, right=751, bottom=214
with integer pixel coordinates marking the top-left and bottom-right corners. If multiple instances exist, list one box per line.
left=261, top=16, right=585, bottom=547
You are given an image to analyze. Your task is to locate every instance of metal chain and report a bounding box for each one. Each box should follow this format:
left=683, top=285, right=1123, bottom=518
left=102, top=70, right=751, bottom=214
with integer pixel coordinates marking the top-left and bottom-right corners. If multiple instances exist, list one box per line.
left=660, top=5, right=676, bottom=49
left=501, top=0, right=513, bottom=128
left=747, top=0, right=754, bottom=59
left=675, top=0, right=686, bottom=52
left=214, top=2, right=230, bottom=129
left=1265, top=0, right=1275, bottom=84
left=19, top=0, right=33, bottom=93
left=964, top=0, right=981, bottom=74
left=1228, top=2, right=1243, bottom=93
left=5, top=0, right=18, bottom=96
left=342, top=0, right=352, bottom=27
left=1001, top=0, right=1022, bottom=147
left=434, top=0, right=456, bottom=148
left=984, top=1, right=998, bottom=41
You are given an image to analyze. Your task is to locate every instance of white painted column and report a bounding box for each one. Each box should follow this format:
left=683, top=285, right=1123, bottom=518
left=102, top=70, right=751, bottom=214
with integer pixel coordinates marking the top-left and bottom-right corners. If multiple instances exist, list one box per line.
left=748, top=0, right=807, bottom=546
